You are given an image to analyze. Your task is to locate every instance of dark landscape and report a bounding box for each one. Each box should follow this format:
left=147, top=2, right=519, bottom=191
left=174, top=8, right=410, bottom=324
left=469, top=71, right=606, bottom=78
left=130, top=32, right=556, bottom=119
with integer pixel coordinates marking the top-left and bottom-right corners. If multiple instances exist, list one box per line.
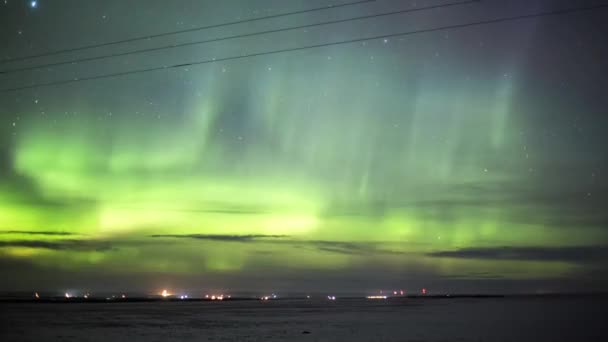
left=2, top=295, right=606, bottom=341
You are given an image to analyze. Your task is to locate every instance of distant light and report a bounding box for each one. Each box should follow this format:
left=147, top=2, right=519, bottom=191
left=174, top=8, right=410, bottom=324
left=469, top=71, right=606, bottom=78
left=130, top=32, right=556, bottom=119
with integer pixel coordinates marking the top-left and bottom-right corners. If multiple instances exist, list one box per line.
left=205, top=294, right=209, bottom=298
left=34, top=292, right=40, bottom=299
left=30, top=1, right=37, bottom=8
left=211, top=295, right=216, bottom=300
left=400, top=290, right=404, bottom=296
left=65, top=293, right=71, bottom=298
left=366, top=296, right=387, bottom=300
left=327, top=296, right=336, bottom=301
left=161, top=289, right=169, bottom=298
left=393, top=291, right=397, bottom=295
left=84, top=293, right=89, bottom=299
left=121, top=294, right=126, bottom=299
left=180, top=295, right=184, bottom=300
left=422, top=288, right=427, bottom=295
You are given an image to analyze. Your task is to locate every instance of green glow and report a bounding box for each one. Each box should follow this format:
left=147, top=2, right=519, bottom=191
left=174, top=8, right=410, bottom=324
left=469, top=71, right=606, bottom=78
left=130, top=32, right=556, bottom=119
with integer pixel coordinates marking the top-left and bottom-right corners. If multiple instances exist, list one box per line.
left=1, top=41, right=605, bottom=289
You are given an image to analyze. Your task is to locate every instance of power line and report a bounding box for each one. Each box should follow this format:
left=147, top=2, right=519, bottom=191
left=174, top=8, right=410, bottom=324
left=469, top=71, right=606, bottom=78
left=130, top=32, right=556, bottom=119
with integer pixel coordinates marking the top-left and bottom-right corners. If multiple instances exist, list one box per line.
left=0, top=0, right=376, bottom=65
left=0, top=0, right=480, bottom=75
left=2, top=3, right=606, bottom=93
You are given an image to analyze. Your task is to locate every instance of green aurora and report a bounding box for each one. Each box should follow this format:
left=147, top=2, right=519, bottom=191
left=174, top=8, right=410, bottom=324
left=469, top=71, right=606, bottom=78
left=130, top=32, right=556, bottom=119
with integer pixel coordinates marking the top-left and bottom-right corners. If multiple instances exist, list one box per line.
left=1, top=0, right=607, bottom=292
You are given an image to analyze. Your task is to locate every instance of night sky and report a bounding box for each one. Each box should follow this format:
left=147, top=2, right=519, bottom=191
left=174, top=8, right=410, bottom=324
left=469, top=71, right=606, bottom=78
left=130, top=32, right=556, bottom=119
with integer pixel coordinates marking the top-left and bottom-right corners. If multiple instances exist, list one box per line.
left=1, top=0, right=607, bottom=294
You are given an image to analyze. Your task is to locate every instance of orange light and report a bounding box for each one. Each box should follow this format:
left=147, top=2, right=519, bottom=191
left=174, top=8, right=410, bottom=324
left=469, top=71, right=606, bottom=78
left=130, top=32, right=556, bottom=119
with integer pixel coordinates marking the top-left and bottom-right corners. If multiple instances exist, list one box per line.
left=366, top=296, right=387, bottom=299
left=161, top=290, right=169, bottom=297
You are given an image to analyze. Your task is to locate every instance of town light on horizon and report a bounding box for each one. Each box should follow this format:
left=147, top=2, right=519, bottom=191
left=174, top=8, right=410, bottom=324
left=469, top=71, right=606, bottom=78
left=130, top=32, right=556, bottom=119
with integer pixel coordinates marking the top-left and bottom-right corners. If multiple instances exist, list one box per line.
left=367, top=295, right=388, bottom=300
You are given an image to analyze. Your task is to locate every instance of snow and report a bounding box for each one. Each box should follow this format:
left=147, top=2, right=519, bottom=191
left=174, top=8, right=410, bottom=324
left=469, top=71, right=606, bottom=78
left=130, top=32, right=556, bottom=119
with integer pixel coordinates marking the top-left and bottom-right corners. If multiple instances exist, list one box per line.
left=1, top=297, right=605, bottom=341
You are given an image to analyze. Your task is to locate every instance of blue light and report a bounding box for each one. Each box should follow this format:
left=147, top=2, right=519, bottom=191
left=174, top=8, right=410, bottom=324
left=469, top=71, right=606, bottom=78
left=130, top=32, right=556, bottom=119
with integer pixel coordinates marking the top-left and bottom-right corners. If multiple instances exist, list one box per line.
left=30, top=1, right=37, bottom=8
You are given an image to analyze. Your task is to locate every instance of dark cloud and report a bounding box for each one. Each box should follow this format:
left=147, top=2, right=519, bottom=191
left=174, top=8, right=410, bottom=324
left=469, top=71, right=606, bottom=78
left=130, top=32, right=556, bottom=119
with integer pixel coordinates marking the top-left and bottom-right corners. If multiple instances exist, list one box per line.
left=0, top=230, right=77, bottom=236
left=427, top=246, right=608, bottom=264
left=148, top=234, right=410, bottom=256
left=440, top=272, right=505, bottom=280
left=121, top=202, right=269, bottom=215
left=0, top=239, right=113, bottom=252
left=301, top=240, right=408, bottom=256
left=149, top=234, right=289, bottom=242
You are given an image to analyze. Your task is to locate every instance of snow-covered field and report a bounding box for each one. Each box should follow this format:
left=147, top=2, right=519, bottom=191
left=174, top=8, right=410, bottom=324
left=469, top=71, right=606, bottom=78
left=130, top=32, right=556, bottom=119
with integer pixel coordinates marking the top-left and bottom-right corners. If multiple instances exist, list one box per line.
left=1, top=296, right=605, bottom=341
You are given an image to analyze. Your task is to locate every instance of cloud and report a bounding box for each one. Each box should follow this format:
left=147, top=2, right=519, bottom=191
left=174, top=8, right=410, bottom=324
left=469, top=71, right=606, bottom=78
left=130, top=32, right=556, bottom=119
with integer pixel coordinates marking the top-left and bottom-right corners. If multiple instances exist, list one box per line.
left=316, top=179, right=608, bottom=229
left=306, top=241, right=365, bottom=255
left=427, top=246, right=608, bottom=264
left=149, top=234, right=289, bottom=242
left=439, top=272, right=505, bottom=280
left=148, top=234, right=409, bottom=256
left=404, top=182, right=608, bottom=228
left=0, top=239, right=113, bottom=252
left=0, top=230, right=77, bottom=236
left=301, top=240, right=408, bottom=256
left=120, top=203, right=268, bottom=215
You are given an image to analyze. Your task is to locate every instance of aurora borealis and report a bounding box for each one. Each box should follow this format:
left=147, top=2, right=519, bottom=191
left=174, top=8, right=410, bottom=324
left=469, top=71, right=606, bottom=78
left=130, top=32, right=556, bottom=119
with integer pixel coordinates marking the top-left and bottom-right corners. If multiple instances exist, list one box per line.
left=1, top=0, right=607, bottom=293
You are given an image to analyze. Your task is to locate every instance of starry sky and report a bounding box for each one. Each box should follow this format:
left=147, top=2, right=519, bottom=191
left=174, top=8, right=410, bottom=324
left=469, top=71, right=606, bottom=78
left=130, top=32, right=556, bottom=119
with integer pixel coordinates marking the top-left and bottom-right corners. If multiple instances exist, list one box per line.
left=1, top=0, right=607, bottom=294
